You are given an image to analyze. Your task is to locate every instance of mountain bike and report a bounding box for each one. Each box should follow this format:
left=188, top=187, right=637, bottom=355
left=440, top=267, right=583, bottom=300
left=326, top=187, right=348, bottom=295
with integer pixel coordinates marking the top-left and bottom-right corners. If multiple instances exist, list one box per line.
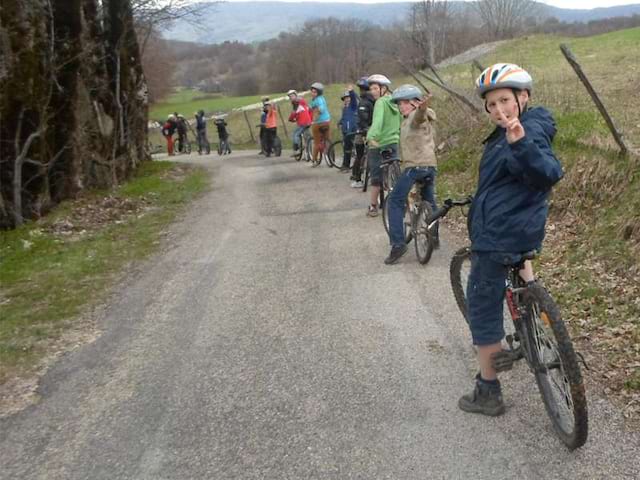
left=430, top=198, right=589, bottom=450
left=293, top=127, right=312, bottom=162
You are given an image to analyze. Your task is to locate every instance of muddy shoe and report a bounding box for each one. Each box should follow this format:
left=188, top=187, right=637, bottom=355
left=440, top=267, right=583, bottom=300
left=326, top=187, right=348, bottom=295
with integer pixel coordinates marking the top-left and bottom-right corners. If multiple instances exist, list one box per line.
left=458, top=376, right=506, bottom=417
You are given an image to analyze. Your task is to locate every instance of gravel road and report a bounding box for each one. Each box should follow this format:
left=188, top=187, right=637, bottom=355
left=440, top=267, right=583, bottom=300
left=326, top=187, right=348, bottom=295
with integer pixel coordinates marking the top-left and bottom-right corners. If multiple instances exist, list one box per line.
left=1, top=150, right=638, bottom=479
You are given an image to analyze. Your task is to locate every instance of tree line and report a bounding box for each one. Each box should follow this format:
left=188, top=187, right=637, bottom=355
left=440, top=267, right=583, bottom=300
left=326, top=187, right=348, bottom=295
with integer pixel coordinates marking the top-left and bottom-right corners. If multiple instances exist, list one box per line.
left=145, top=0, right=640, bottom=100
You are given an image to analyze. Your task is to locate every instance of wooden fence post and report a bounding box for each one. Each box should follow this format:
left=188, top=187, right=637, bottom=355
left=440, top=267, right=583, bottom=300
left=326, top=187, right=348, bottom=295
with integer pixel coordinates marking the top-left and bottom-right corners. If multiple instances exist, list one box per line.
left=242, top=110, right=255, bottom=143
left=560, top=43, right=629, bottom=156
left=277, top=104, right=289, bottom=137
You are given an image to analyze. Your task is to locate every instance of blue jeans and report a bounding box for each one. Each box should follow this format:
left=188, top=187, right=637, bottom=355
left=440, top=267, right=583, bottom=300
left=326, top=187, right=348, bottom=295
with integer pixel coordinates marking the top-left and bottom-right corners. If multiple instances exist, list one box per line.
left=388, top=167, right=437, bottom=247
left=292, top=126, right=305, bottom=150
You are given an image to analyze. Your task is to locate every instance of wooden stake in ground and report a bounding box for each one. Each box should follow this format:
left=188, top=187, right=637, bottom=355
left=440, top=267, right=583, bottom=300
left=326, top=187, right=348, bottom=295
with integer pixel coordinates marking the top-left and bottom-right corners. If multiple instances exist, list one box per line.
left=242, top=110, right=255, bottom=143
left=277, top=104, right=289, bottom=137
left=560, top=44, right=629, bottom=156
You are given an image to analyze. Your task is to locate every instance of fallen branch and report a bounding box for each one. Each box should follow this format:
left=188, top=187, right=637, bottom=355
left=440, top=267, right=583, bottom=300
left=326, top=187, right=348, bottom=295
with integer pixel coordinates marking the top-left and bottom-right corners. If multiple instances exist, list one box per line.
left=416, top=70, right=482, bottom=114
left=560, top=44, right=628, bottom=156
left=394, top=59, right=431, bottom=95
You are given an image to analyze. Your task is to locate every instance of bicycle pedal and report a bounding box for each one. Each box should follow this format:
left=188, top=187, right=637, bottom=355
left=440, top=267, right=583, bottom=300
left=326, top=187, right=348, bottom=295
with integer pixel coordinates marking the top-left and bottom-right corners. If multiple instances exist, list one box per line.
left=490, top=350, right=517, bottom=372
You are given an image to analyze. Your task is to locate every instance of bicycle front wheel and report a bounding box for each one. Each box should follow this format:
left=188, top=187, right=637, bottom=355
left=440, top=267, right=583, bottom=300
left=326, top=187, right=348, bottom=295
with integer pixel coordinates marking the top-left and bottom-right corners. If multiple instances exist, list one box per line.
left=450, top=247, right=472, bottom=322
left=388, top=161, right=401, bottom=190
left=414, top=201, right=433, bottom=264
left=328, top=140, right=343, bottom=168
left=523, top=283, right=588, bottom=450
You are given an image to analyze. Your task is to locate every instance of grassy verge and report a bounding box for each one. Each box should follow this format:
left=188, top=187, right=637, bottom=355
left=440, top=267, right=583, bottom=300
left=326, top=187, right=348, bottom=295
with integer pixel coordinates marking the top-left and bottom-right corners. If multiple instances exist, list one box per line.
left=0, top=161, right=209, bottom=384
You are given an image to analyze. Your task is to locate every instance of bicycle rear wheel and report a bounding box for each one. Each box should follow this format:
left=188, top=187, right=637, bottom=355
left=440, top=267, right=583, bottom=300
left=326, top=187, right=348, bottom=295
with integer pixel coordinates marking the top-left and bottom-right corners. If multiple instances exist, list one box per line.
left=274, top=136, right=282, bottom=157
left=523, top=284, right=588, bottom=450
left=449, top=249, right=518, bottom=343
left=305, top=138, right=314, bottom=162
left=414, top=201, right=434, bottom=264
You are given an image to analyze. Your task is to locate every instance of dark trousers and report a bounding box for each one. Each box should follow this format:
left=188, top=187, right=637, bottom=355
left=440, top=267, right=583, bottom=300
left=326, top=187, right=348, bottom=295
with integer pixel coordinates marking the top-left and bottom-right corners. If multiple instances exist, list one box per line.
left=342, top=132, right=354, bottom=168
left=265, top=128, right=277, bottom=155
left=351, top=136, right=366, bottom=180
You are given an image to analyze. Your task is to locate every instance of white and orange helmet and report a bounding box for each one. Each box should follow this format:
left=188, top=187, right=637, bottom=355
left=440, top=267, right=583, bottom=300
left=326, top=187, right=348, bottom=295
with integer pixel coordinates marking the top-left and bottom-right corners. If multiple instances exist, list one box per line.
left=475, top=63, right=532, bottom=98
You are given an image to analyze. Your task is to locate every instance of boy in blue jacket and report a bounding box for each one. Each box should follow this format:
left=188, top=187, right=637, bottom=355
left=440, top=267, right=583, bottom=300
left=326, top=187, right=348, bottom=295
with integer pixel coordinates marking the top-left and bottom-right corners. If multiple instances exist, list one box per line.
left=338, top=85, right=358, bottom=172
left=460, top=64, right=563, bottom=417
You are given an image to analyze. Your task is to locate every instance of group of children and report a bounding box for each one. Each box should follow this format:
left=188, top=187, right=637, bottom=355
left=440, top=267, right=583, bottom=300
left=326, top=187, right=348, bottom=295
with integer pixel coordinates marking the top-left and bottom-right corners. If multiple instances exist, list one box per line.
left=162, top=111, right=230, bottom=156
left=295, top=64, right=564, bottom=418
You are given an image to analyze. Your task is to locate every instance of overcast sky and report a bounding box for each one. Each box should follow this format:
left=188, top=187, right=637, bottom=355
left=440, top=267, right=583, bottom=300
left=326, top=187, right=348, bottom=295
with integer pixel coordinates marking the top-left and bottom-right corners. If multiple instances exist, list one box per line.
left=221, top=0, right=639, bottom=9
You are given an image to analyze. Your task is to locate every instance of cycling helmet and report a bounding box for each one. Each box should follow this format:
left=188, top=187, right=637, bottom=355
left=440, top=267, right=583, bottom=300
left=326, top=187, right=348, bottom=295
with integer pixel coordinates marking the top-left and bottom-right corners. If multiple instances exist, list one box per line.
left=475, top=63, right=532, bottom=98
left=287, top=89, right=298, bottom=97
left=391, top=84, right=423, bottom=103
left=367, top=74, right=391, bottom=87
left=356, top=76, right=369, bottom=89
left=310, top=82, right=324, bottom=94
left=168, top=114, right=176, bottom=120
left=340, top=90, right=351, bottom=100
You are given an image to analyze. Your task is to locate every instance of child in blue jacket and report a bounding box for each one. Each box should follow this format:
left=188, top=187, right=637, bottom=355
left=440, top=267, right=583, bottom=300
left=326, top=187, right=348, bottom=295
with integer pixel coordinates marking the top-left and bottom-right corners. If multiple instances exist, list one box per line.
left=459, top=63, right=563, bottom=417
left=337, top=86, right=358, bottom=171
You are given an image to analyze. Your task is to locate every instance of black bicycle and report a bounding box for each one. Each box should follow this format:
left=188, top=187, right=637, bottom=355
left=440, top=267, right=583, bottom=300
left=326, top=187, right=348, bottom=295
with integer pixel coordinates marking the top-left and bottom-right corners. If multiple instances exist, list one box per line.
left=431, top=198, right=589, bottom=450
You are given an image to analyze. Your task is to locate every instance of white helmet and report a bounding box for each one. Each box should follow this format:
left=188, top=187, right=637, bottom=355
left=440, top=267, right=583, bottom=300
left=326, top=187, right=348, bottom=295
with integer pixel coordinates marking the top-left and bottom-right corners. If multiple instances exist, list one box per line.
left=367, top=74, right=392, bottom=87
left=287, top=89, right=298, bottom=96
left=475, top=63, right=532, bottom=98
left=310, top=82, right=324, bottom=93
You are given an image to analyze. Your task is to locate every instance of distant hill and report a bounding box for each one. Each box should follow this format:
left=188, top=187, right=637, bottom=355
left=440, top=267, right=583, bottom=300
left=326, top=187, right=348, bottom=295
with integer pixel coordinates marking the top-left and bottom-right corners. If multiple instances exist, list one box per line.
left=164, top=1, right=640, bottom=44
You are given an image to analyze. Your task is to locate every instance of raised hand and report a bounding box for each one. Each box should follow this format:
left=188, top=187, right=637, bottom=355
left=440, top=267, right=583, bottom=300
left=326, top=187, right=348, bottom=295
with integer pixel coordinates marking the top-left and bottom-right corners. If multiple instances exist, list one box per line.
left=411, top=94, right=432, bottom=110
left=499, top=111, right=525, bottom=144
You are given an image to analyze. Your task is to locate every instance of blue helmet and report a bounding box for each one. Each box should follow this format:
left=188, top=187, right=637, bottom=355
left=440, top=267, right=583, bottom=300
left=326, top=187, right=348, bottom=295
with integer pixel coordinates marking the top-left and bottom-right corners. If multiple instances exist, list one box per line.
left=356, top=76, right=369, bottom=89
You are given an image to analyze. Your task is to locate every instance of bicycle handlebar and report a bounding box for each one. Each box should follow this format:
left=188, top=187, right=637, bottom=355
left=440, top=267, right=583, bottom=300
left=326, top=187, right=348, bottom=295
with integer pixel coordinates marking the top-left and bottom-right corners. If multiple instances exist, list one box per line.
left=429, top=197, right=473, bottom=223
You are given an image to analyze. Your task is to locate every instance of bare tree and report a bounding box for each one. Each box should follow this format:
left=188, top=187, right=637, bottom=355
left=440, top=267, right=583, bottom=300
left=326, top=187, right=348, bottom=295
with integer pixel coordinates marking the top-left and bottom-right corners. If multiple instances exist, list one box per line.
left=132, top=0, right=214, bottom=53
left=406, top=0, right=451, bottom=67
left=475, top=0, right=539, bottom=39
